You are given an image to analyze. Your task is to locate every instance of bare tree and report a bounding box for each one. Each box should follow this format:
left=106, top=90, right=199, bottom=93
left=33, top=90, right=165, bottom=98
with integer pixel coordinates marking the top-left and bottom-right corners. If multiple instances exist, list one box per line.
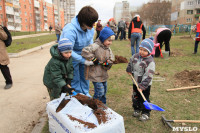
left=138, top=0, right=171, bottom=25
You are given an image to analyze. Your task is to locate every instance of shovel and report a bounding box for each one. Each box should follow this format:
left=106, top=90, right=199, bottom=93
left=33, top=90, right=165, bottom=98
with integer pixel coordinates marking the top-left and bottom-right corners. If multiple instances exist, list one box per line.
left=162, top=115, right=200, bottom=129
left=56, top=84, right=77, bottom=112
left=130, top=75, right=165, bottom=111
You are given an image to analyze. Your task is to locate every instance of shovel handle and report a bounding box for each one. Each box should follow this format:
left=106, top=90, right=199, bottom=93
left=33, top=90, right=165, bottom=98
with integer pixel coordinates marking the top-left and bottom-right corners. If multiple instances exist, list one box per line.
left=173, top=120, right=200, bottom=123
left=166, top=85, right=200, bottom=91
left=130, top=75, right=147, bottom=101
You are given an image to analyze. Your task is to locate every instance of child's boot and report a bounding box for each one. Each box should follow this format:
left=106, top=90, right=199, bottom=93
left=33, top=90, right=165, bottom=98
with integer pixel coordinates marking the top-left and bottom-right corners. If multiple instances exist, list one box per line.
left=132, top=110, right=140, bottom=117
left=139, top=114, right=149, bottom=121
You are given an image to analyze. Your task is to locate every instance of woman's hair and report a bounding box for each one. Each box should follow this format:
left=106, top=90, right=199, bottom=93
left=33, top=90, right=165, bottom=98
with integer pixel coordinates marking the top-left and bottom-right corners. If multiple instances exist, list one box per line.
left=78, top=6, right=98, bottom=27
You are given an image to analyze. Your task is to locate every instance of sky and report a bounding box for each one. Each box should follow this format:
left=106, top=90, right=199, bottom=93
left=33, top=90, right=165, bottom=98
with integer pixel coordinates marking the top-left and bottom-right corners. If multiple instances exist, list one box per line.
left=45, top=0, right=150, bottom=24
left=75, top=0, right=150, bottom=24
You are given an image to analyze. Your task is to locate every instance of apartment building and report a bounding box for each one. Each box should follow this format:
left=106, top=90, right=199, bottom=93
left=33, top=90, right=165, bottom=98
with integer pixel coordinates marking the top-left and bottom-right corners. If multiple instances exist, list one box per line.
left=171, top=0, right=200, bottom=25
left=0, top=0, right=73, bottom=31
left=113, top=0, right=130, bottom=23
left=52, top=0, right=75, bottom=25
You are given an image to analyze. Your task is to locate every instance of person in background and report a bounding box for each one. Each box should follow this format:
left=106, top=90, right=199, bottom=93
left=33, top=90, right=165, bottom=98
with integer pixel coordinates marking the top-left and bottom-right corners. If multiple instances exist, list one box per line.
left=153, top=28, right=171, bottom=57
left=128, top=15, right=146, bottom=55
left=81, top=27, right=115, bottom=104
left=108, top=18, right=117, bottom=34
left=124, top=21, right=129, bottom=40
left=49, top=25, right=53, bottom=34
left=43, top=38, right=75, bottom=100
left=116, top=18, right=126, bottom=41
left=0, top=25, right=13, bottom=89
left=126, top=38, right=155, bottom=121
left=55, top=23, right=62, bottom=43
left=60, top=6, right=98, bottom=97
left=96, top=20, right=102, bottom=39
left=193, top=21, right=200, bottom=54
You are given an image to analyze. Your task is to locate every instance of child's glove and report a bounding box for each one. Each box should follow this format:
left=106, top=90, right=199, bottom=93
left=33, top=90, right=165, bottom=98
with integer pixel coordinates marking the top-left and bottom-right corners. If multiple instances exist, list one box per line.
left=61, top=85, right=75, bottom=95
left=84, top=60, right=94, bottom=66
left=102, top=60, right=112, bottom=67
left=92, top=57, right=99, bottom=65
left=66, top=79, right=71, bottom=86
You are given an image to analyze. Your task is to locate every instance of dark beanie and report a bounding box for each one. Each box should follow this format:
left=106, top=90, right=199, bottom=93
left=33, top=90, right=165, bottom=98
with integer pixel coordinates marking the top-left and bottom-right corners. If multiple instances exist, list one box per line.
left=99, top=27, right=115, bottom=43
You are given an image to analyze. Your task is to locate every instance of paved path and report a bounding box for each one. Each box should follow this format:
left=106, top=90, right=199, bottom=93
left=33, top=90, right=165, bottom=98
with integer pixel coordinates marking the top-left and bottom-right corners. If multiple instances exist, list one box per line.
left=13, top=33, right=52, bottom=40
left=0, top=44, right=53, bottom=133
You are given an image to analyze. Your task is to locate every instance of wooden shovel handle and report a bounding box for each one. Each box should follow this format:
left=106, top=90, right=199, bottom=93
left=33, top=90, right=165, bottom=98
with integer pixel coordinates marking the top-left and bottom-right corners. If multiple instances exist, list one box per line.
left=167, top=85, right=200, bottom=92
left=174, top=120, right=200, bottom=123
left=130, top=75, right=147, bottom=101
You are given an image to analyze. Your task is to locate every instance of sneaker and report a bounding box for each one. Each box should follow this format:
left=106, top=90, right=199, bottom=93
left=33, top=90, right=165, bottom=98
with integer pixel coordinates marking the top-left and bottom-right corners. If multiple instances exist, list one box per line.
left=192, top=52, right=197, bottom=54
left=4, top=84, right=12, bottom=89
left=139, top=114, right=149, bottom=121
left=132, top=110, right=140, bottom=117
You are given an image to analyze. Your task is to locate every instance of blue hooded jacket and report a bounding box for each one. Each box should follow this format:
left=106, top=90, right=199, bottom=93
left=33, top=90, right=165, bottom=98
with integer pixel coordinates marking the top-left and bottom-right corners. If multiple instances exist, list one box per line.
left=60, top=16, right=94, bottom=64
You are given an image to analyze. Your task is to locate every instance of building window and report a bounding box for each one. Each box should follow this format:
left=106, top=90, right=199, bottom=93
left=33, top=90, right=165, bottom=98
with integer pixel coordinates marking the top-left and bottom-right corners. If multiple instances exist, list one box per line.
left=186, top=18, right=192, bottom=23
left=187, top=1, right=193, bottom=5
left=24, top=5, right=26, bottom=9
left=25, top=12, right=27, bottom=16
left=187, top=10, right=193, bottom=14
left=197, top=10, right=200, bottom=14
left=25, top=19, right=27, bottom=22
left=198, top=0, right=200, bottom=4
left=0, top=14, right=3, bottom=19
left=26, top=25, right=28, bottom=30
left=0, top=6, right=2, bottom=10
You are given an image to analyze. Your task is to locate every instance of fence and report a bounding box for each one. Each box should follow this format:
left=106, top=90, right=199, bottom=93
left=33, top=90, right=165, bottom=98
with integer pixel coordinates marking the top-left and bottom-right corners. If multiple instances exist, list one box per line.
left=147, top=24, right=194, bottom=36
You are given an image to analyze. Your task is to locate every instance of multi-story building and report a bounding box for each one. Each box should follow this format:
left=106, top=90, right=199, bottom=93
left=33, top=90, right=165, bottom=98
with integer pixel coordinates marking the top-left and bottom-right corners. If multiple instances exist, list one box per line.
left=52, top=0, right=75, bottom=25
left=113, top=0, right=130, bottom=23
left=0, top=0, right=74, bottom=31
left=171, top=0, right=200, bottom=25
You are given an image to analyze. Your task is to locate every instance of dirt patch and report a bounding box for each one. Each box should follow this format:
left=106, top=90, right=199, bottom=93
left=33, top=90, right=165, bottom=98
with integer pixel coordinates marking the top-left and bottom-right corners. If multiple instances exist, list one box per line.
left=174, top=70, right=200, bottom=87
left=56, top=94, right=108, bottom=128
left=170, top=48, right=184, bottom=57
left=113, top=55, right=128, bottom=64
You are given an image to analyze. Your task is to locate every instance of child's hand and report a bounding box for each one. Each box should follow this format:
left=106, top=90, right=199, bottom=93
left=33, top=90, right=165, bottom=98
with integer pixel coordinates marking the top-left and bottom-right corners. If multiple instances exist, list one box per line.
left=92, top=57, right=100, bottom=65
left=127, top=72, right=132, bottom=75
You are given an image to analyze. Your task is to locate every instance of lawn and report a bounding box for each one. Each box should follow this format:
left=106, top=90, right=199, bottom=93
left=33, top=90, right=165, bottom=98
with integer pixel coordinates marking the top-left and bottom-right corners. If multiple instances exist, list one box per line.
left=42, top=35, right=200, bottom=133
left=7, top=34, right=57, bottom=53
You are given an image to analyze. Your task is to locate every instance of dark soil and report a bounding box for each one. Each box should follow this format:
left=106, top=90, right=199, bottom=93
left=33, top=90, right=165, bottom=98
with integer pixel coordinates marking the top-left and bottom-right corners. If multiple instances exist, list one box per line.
left=56, top=94, right=108, bottom=128
left=174, top=70, right=200, bottom=87
left=68, top=115, right=97, bottom=129
left=113, top=55, right=128, bottom=64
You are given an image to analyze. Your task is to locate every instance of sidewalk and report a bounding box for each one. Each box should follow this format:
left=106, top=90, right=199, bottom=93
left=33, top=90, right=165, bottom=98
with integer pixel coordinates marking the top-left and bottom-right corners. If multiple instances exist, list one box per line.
left=12, top=33, right=52, bottom=40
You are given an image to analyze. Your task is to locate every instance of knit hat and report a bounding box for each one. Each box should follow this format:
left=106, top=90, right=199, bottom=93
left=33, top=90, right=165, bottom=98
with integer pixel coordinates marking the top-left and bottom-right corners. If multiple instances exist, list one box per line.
left=99, top=27, right=115, bottom=43
left=58, top=38, right=73, bottom=53
left=139, top=38, right=154, bottom=54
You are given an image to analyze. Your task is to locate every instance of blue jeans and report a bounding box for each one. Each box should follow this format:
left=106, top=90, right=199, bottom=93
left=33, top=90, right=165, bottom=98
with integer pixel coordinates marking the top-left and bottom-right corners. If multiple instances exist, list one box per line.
left=71, top=61, right=90, bottom=96
left=131, top=33, right=142, bottom=55
left=56, top=34, right=60, bottom=42
left=92, top=81, right=107, bottom=104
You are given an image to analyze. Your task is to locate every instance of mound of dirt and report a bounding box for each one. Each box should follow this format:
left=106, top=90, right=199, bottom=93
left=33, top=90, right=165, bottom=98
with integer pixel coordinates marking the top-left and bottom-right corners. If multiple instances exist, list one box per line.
left=170, top=49, right=184, bottom=57
left=174, top=70, right=200, bottom=86
left=113, top=55, right=128, bottom=64
left=56, top=94, right=108, bottom=128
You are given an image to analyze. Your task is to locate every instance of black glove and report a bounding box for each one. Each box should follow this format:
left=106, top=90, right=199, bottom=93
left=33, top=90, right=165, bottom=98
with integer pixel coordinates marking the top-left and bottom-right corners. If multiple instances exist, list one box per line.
left=61, top=85, right=75, bottom=95
left=66, top=79, right=71, bottom=86
left=92, top=57, right=99, bottom=65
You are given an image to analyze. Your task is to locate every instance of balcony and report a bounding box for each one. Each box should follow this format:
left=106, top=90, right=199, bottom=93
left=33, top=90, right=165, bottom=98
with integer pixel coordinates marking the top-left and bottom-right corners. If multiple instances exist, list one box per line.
left=14, top=12, right=20, bottom=16
left=195, top=14, right=200, bottom=18
left=44, top=12, right=47, bottom=16
left=35, top=10, right=40, bottom=14
left=54, top=10, right=58, bottom=14
left=6, top=0, right=13, bottom=3
left=6, top=6, right=14, bottom=15
left=34, top=0, right=40, bottom=8
left=44, top=17, right=47, bottom=21
left=15, top=18, right=21, bottom=23
left=8, top=18, right=14, bottom=22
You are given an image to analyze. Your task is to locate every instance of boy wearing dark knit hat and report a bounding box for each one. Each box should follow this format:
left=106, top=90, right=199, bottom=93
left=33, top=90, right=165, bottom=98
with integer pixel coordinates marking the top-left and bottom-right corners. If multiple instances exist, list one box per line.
left=43, top=38, right=75, bottom=100
left=126, top=38, right=155, bottom=121
left=81, top=27, right=115, bottom=104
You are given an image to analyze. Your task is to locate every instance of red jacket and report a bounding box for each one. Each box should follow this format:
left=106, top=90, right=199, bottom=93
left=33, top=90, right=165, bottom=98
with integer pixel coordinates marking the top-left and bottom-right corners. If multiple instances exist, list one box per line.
left=196, top=22, right=200, bottom=32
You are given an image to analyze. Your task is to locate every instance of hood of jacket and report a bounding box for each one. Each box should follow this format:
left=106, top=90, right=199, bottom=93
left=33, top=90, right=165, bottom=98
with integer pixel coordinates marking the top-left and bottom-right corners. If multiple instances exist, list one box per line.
left=50, top=44, right=69, bottom=61
left=132, top=16, right=141, bottom=22
left=94, top=38, right=109, bottom=50
left=71, top=16, right=87, bottom=33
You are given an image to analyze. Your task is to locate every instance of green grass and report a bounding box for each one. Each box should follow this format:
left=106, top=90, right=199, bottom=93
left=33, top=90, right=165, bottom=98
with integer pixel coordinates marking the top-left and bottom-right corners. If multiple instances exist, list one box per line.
left=11, top=31, right=49, bottom=36
left=42, top=36, right=200, bottom=133
left=7, top=34, right=56, bottom=53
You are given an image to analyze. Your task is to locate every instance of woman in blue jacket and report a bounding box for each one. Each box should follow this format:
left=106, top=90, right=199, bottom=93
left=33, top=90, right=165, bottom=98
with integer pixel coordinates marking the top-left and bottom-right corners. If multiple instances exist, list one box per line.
left=60, top=6, right=98, bottom=97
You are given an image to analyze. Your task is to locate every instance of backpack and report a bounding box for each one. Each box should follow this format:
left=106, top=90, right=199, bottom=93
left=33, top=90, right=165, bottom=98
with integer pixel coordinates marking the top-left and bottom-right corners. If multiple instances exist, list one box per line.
left=1, top=26, right=12, bottom=47
left=118, top=20, right=125, bottom=29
